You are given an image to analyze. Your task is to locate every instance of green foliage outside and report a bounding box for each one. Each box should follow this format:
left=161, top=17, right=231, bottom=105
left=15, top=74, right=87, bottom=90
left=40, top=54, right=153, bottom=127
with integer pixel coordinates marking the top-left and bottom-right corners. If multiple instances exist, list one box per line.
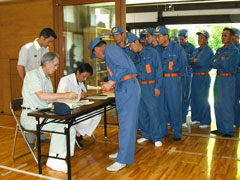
left=168, top=25, right=236, bottom=53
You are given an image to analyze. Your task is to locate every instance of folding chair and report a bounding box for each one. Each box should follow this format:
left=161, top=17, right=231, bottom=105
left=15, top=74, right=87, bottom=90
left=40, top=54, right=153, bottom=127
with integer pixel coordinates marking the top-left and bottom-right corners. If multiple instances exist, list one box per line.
left=10, top=97, right=38, bottom=164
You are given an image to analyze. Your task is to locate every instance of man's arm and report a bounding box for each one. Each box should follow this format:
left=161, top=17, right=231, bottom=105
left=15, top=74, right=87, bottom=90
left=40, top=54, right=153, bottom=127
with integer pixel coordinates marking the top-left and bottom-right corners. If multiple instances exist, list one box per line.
left=36, top=91, right=78, bottom=102
left=17, top=65, right=25, bottom=80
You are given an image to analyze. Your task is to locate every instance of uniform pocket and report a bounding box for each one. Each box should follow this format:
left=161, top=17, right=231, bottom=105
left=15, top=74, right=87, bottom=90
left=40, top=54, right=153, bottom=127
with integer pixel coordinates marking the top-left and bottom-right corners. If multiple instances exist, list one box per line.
left=146, top=64, right=152, bottom=74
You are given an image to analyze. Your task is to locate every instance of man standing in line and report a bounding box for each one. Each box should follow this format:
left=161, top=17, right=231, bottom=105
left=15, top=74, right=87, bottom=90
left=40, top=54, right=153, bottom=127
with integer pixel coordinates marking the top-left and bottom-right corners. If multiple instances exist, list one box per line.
left=233, top=28, right=240, bottom=127
left=89, top=37, right=140, bottom=171
left=178, top=29, right=195, bottom=127
left=17, top=27, right=57, bottom=145
left=190, top=30, right=213, bottom=128
left=211, top=27, right=239, bottom=137
left=21, top=52, right=78, bottom=172
left=154, top=26, right=187, bottom=140
left=144, top=27, right=158, bottom=48
left=126, top=34, right=163, bottom=147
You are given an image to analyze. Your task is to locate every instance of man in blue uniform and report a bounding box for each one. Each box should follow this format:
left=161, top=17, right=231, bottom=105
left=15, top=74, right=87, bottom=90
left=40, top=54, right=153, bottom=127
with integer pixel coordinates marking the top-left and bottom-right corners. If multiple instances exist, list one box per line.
left=211, top=27, right=239, bottom=137
left=111, top=26, right=137, bottom=63
left=233, top=28, right=240, bottom=127
left=125, top=34, right=163, bottom=147
left=89, top=38, right=140, bottom=171
left=170, top=36, right=179, bottom=44
left=144, top=27, right=158, bottom=48
left=154, top=26, right=187, bottom=140
left=178, top=29, right=195, bottom=127
left=190, top=30, right=213, bottom=128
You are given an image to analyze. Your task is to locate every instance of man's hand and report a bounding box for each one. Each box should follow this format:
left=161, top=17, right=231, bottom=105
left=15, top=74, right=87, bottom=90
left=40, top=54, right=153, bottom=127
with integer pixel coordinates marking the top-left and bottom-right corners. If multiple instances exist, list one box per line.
left=154, top=88, right=160, bottom=97
left=101, top=80, right=116, bottom=91
left=80, top=92, right=88, bottom=99
left=66, top=92, right=78, bottom=100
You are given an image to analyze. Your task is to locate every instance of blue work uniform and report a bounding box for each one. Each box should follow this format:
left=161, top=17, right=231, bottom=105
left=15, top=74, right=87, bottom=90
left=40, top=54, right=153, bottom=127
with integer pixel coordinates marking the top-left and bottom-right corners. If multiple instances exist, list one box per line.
left=181, top=42, right=195, bottom=124
left=122, top=45, right=139, bottom=64
left=191, top=44, right=213, bottom=125
left=212, top=43, right=239, bottom=136
left=135, top=46, right=163, bottom=142
left=234, top=42, right=240, bottom=126
left=158, top=41, right=187, bottom=139
left=104, top=44, right=141, bottom=164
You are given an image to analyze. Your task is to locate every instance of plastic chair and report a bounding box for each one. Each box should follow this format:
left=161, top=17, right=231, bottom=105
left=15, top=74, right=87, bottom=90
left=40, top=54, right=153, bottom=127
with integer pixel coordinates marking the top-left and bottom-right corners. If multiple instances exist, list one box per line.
left=10, top=97, right=38, bottom=164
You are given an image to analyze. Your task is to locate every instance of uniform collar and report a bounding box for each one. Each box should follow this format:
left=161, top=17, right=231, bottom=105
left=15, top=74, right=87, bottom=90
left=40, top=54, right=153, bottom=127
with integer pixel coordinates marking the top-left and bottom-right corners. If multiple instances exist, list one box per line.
left=39, top=67, right=49, bottom=79
left=33, top=38, right=41, bottom=51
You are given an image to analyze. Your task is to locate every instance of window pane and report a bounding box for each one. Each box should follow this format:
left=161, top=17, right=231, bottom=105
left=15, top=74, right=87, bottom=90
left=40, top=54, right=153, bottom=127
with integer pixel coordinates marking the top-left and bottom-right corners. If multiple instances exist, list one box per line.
left=63, top=2, right=115, bottom=86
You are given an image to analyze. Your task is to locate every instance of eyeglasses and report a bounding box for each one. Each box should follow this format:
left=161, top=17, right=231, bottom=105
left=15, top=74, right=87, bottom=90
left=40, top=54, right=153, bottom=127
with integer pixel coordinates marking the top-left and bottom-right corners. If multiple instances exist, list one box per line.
left=52, top=63, right=59, bottom=67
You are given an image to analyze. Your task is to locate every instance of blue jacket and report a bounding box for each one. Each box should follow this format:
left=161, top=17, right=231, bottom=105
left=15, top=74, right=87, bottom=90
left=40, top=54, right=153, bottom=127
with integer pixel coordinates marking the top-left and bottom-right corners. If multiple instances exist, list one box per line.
left=104, top=45, right=137, bottom=82
left=181, top=42, right=195, bottom=64
left=191, top=44, right=214, bottom=73
left=158, top=41, right=187, bottom=76
left=212, top=43, right=239, bottom=73
left=135, top=46, right=163, bottom=89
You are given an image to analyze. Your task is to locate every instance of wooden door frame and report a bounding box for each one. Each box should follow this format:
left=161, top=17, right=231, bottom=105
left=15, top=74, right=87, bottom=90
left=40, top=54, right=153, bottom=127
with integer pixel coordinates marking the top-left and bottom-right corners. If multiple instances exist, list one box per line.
left=52, top=0, right=126, bottom=87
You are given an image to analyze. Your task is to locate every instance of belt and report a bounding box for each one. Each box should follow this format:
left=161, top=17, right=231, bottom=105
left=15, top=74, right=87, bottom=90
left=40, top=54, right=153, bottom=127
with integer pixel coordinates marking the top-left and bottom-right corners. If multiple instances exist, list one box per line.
left=164, top=73, right=179, bottom=77
left=194, top=72, right=209, bottom=76
left=217, top=73, right=232, bottom=76
left=138, top=80, right=156, bottom=84
left=237, top=70, right=240, bottom=73
left=121, top=74, right=137, bottom=82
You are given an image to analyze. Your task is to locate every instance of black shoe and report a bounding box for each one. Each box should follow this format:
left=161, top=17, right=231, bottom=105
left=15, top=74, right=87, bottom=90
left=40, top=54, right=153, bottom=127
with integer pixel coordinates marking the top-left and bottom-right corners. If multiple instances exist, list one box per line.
left=173, top=137, right=181, bottom=141
left=222, top=134, right=233, bottom=137
left=76, top=135, right=83, bottom=148
left=210, top=130, right=221, bottom=134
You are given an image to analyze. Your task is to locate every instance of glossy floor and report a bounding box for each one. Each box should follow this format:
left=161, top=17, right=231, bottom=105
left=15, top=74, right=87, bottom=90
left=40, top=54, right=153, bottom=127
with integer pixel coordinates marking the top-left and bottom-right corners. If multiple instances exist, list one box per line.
left=0, top=114, right=239, bottom=180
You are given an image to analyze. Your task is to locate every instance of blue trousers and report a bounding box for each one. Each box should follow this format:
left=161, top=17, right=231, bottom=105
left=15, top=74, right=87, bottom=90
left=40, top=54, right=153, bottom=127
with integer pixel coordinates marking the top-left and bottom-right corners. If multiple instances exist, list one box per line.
left=138, top=84, right=162, bottom=142
left=234, top=73, right=240, bottom=127
left=191, top=74, right=211, bottom=125
left=214, top=75, right=235, bottom=136
left=115, top=78, right=140, bottom=164
left=182, top=69, right=192, bottom=124
left=163, top=76, right=183, bottom=139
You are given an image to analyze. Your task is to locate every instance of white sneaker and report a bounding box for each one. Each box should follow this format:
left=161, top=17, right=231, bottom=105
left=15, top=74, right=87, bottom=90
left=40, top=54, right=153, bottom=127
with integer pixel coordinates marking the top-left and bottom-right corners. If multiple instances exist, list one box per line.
left=238, top=157, right=240, bottom=161
left=192, top=121, right=200, bottom=125
left=109, top=152, right=118, bottom=159
left=234, top=125, right=237, bottom=128
left=137, top=137, right=149, bottom=143
left=155, top=141, right=162, bottom=147
left=106, top=162, right=126, bottom=171
left=46, top=153, right=67, bottom=173
left=182, top=123, right=187, bottom=128
left=199, top=125, right=210, bottom=128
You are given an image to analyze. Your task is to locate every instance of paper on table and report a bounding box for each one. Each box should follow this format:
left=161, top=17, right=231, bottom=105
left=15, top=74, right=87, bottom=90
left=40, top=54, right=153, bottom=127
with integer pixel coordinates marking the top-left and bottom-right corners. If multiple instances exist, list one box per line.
left=87, top=95, right=108, bottom=100
left=101, top=93, right=115, bottom=98
left=87, top=85, right=102, bottom=90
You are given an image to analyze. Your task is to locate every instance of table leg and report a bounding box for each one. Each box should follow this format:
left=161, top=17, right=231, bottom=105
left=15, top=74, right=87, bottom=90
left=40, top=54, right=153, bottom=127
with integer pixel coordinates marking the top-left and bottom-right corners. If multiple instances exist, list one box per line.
left=65, top=121, right=71, bottom=180
left=104, top=106, right=107, bottom=137
left=36, top=117, right=42, bottom=174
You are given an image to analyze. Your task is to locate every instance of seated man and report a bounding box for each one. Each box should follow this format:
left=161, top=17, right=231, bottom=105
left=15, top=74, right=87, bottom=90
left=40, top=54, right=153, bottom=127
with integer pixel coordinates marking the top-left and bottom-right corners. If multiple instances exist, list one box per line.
left=57, top=62, right=101, bottom=148
left=21, top=52, right=78, bottom=173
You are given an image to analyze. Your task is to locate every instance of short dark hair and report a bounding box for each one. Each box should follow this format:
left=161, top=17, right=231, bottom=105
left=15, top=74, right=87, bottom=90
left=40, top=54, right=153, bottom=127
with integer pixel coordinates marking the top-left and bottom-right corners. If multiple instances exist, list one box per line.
left=39, top=28, right=57, bottom=39
left=75, top=62, right=93, bottom=75
left=223, top=27, right=234, bottom=36
left=92, top=40, right=106, bottom=53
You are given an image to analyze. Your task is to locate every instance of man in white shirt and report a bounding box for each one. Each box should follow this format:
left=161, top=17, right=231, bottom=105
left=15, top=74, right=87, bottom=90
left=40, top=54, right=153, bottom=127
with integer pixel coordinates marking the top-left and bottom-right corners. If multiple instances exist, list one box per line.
left=57, top=62, right=101, bottom=148
left=17, top=28, right=57, bottom=145
left=21, top=52, right=78, bottom=173
left=17, top=28, right=57, bottom=80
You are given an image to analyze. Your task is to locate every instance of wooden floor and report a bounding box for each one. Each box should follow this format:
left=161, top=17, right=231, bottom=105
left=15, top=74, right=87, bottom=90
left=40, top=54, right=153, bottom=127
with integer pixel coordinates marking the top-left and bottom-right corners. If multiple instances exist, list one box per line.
left=1, top=114, right=240, bottom=180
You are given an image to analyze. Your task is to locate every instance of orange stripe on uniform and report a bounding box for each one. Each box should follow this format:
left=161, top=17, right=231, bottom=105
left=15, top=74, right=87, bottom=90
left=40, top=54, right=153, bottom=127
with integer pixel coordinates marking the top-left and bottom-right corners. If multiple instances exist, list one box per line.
left=169, top=61, right=173, bottom=71
left=107, top=66, right=113, bottom=77
left=146, top=64, right=152, bottom=73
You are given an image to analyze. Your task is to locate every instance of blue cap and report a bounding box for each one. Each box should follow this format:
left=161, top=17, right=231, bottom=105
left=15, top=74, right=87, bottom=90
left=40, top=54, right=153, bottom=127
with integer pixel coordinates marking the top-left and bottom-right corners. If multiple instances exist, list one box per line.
left=170, top=36, right=179, bottom=43
left=125, top=34, right=139, bottom=47
left=45, top=102, right=71, bottom=116
left=154, top=26, right=169, bottom=35
left=111, top=27, right=124, bottom=35
left=143, top=27, right=155, bottom=35
left=196, top=30, right=210, bottom=39
left=178, top=29, right=188, bottom=37
left=233, top=28, right=240, bottom=36
left=88, top=38, right=105, bottom=59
